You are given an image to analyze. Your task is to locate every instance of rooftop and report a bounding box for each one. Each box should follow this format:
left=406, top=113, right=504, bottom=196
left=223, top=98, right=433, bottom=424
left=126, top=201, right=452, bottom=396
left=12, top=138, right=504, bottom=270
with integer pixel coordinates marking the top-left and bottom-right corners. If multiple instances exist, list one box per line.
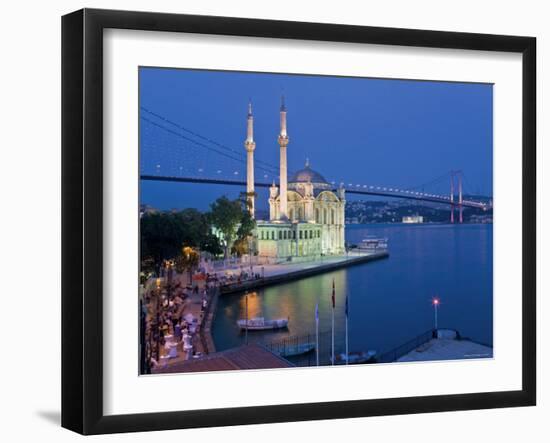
left=397, top=338, right=493, bottom=363
left=152, top=344, right=293, bottom=374
left=289, top=161, right=330, bottom=186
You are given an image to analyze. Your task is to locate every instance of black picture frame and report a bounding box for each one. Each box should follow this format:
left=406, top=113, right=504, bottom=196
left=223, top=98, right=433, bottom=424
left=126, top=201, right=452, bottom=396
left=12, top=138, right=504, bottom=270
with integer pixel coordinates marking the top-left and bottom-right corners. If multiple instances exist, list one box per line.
left=62, top=8, right=536, bottom=435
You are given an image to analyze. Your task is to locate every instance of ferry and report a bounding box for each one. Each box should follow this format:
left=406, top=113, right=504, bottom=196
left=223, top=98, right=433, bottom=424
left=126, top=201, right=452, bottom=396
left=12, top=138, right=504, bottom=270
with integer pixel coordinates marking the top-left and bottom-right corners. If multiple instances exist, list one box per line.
left=237, top=317, right=289, bottom=331
left=357, top=236, right=388, bottom=251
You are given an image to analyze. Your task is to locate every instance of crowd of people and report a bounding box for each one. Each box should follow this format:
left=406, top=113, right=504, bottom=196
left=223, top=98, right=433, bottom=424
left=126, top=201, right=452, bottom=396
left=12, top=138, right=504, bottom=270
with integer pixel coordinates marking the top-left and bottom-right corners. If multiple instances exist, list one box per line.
left=142, top=270, right=219, bottom=371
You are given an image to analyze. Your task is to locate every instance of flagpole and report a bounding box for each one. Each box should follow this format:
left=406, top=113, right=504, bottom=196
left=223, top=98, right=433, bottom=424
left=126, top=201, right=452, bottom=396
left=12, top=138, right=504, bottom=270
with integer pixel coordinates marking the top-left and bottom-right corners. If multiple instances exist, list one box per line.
left=331, top=279, right=335, bottom=366
left=245, top=292, right=249, bottom=345
left=331, top=308, right=335, bottom=365
left=345, top=292, right=349, bottom=365
left=315, top=303, right=319, bottom=366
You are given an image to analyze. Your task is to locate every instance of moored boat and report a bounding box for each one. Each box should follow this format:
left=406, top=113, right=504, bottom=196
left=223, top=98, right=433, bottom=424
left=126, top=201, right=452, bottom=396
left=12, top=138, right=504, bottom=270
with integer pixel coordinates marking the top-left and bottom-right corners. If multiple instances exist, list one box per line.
left=237, top=317, right=289, bottom=331
left=275, top=342, right=315, bottom=357
left=332, top=350, right=377, bottom=365
left=357, top=236, right=388, bottom=251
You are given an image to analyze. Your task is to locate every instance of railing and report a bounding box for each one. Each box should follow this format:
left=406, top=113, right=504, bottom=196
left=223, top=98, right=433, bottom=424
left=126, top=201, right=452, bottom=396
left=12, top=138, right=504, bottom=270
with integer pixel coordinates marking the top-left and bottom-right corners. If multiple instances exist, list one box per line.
left=377, top=329, right=436, bottom=363
left=261, top=330, right=343, bottom=367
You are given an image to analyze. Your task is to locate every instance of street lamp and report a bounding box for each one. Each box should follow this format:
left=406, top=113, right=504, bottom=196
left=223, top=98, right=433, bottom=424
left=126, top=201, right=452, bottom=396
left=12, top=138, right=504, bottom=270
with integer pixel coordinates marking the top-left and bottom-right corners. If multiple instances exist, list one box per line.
left=155, top=277, right=162, bottom=362
left=432, top=297, right=440, bottom=331
left=247, top=234, right=253, bottom=275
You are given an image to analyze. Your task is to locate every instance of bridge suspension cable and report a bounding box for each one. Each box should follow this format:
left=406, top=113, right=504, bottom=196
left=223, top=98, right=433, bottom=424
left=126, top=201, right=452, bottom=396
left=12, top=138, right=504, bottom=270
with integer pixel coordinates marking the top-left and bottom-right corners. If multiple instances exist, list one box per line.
left=141, top=106, right=282, bottom=175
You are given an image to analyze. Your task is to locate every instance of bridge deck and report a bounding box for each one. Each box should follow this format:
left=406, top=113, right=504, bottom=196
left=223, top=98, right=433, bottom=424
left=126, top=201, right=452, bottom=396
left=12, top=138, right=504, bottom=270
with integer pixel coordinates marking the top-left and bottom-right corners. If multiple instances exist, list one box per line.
left=140, top=174, right=488, bottom=209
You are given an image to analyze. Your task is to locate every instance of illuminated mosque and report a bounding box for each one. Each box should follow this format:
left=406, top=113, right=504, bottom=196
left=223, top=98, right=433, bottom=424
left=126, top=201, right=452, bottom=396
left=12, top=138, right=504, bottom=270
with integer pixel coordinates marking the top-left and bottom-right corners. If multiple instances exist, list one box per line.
left=244, top=98, right=346, bottom=261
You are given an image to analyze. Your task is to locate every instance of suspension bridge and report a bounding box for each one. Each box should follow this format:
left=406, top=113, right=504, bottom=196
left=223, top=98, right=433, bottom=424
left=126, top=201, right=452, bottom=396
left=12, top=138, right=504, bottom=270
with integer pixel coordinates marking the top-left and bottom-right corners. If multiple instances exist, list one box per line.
left=140, top=106, right=491, bottom=222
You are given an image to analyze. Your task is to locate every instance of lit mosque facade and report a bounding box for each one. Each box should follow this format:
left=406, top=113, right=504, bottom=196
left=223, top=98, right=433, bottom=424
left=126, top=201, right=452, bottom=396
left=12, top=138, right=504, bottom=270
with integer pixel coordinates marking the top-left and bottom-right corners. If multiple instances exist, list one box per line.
left=244, top=98, right=346, bottom=261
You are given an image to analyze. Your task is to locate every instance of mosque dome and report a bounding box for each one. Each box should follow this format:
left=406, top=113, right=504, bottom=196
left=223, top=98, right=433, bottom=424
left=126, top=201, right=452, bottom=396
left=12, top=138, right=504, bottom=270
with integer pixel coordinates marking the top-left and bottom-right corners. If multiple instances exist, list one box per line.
left=289, top=160, right=330, bottom=186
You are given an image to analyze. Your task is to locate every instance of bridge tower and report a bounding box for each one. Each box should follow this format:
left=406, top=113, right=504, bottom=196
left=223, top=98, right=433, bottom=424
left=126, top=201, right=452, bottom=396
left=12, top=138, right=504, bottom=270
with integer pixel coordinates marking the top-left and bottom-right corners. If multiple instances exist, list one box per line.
left=278, top=95, right=289, bottom=220
left=244, top=100, right=256, bottom=218
left=458, top=171, right=463, bottom=224
left=450, top=170, right=464, bottom=224
left=450, top=172, right=455, bottom=223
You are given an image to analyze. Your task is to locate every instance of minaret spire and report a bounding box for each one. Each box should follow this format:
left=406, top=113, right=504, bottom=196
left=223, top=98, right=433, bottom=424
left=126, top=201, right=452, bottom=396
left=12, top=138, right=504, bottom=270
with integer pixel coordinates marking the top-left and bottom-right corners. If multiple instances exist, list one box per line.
left=244, top=100, right=256, bottom=218
left=278, top=95, right=289, bottom=220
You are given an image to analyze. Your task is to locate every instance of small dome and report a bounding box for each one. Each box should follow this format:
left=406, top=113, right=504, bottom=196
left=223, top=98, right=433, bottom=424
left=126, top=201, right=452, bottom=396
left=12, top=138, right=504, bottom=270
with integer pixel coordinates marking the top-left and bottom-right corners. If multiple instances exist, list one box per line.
left=289, top=160, right=329, bottom=185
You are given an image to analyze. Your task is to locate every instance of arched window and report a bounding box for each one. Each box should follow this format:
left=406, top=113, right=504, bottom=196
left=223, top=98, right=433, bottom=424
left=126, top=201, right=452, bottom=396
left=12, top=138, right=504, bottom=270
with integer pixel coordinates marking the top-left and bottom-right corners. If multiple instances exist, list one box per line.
left=331, top=209, right=335, bottom=225
left=289, top=208, right=294, bottom=221
left=323, top=209, right=327, bottom=224
left=315, top=208, right=320, bottom=223
left=271, top=231, right=275, bottom=240
left=278, top=231, right=282, bottom=240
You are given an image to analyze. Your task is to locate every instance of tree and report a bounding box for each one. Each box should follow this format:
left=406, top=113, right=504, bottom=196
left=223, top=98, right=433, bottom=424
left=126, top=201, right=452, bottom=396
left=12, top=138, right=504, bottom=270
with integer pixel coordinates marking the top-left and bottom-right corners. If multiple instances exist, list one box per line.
left=232, top=209, right=256, bottom=256
left=140, top=212, right=184, bottom=273
left=175, top=246, right=200, bottom=285
left=140, top=208, right=215, bottom=272
left=208, top=196, right=244, bottom=258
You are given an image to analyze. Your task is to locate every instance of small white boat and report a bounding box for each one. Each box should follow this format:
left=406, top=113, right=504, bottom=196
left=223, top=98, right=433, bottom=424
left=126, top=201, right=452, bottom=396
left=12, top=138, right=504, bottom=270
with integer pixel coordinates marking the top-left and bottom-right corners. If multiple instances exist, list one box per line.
left=358, top=237, right=388, bottom=251
left=332, top=350, right=377, bottom=365
left=237, top=317, right=289, bottom=331
left=275, top=342, right=315, bottom=357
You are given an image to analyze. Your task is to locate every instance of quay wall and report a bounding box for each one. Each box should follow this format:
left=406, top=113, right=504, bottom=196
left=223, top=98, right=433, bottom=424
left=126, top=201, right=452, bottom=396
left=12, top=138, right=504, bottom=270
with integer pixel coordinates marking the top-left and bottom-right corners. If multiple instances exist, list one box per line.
left=220, top=252, right=389, bottom=295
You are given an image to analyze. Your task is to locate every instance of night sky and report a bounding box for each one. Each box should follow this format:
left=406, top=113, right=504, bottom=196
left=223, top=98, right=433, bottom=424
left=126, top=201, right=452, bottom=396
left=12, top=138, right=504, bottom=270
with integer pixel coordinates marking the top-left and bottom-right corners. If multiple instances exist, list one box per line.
left=139, top=67, right=493, bottom=212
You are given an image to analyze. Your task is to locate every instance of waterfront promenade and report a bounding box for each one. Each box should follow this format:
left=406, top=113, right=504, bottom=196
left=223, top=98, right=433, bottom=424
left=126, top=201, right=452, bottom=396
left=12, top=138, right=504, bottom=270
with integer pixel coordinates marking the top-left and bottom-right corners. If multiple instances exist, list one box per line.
left=218, top=250, right=389, bottom=295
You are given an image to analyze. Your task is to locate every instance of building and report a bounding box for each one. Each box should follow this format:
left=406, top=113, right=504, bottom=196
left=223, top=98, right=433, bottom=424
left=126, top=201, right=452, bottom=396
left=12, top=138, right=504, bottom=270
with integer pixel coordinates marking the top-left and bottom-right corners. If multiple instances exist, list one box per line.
left=245, top=98, right=346, bottom=261
left=402, top=215, right=424, bottom=224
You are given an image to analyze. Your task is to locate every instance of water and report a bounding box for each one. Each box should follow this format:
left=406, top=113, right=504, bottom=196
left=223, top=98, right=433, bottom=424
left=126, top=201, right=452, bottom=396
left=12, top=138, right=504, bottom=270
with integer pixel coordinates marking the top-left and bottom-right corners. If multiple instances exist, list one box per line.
left=212, top=224, right=493, bottom=363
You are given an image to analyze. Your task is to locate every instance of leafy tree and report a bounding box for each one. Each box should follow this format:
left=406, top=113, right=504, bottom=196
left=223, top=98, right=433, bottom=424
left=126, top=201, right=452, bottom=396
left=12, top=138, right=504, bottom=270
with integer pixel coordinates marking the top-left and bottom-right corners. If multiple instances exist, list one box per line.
left=175, top=246, right=200, bottom=284
left=200, top=232, right=223, bottom=256
left=140, top=212, right=184, bottom=272
left=140, top=208, right=219, bottom=271
left=208, top=196, right=244, bottom=258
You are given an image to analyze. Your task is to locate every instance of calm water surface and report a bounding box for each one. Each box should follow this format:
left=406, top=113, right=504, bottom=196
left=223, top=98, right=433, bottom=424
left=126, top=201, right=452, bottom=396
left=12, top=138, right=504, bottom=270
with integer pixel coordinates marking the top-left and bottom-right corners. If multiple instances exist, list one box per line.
left=212, top=224, right=493, bottom=361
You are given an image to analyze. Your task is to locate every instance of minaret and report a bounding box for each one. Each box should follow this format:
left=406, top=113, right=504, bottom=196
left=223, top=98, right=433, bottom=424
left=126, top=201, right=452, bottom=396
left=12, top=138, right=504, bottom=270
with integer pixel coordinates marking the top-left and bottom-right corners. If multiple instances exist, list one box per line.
left=244, top=100, right=256, bottom=218
left=278, top=95, right=289, bottom=220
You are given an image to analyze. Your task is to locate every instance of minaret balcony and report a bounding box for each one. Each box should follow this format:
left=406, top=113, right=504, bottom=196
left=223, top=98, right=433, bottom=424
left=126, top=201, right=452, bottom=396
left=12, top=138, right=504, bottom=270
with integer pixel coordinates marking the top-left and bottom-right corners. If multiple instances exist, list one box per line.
left=277, top=135, right=289, bottom=147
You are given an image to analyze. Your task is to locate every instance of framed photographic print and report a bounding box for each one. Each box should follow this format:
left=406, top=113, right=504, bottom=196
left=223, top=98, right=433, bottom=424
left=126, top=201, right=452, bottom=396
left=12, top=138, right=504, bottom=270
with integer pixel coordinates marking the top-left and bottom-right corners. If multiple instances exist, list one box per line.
left=62, top=8, right=536, bottom=435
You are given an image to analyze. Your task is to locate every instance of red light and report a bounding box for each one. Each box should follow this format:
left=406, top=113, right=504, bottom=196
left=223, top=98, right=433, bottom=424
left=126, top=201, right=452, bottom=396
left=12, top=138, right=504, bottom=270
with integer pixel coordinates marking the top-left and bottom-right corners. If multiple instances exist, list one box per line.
left=432, top=298, right=440, bottom=306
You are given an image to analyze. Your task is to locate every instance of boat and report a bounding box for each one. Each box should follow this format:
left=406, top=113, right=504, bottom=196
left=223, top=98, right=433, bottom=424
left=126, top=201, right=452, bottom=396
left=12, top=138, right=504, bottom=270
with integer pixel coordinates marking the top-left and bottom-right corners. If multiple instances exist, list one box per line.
left=274, top=342, right=315, bottom=357
left=331, top=350, right=377, bottom=365
left=236, top=317, right=289, bottom=331
left=357, top=236, right=388, bottom=251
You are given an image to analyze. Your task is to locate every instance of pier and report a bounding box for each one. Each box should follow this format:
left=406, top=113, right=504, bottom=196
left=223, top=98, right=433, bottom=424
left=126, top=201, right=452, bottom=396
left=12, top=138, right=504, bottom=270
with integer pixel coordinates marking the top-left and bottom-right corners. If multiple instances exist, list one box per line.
left=219, top=251, right=389, bottom=295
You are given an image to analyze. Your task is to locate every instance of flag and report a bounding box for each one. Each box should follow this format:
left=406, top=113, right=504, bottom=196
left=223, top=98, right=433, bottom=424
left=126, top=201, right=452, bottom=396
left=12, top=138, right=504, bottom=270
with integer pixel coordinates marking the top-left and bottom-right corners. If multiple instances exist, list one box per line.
left=315, top=303, right=319, bottom=322
left=331, top=279, right=335, bottom=309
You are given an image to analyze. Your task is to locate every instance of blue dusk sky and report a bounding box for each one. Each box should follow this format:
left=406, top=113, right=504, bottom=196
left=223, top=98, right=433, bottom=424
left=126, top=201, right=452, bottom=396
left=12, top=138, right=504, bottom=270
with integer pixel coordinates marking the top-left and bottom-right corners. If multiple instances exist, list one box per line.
left=139, top=67, right=493, bottom=212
